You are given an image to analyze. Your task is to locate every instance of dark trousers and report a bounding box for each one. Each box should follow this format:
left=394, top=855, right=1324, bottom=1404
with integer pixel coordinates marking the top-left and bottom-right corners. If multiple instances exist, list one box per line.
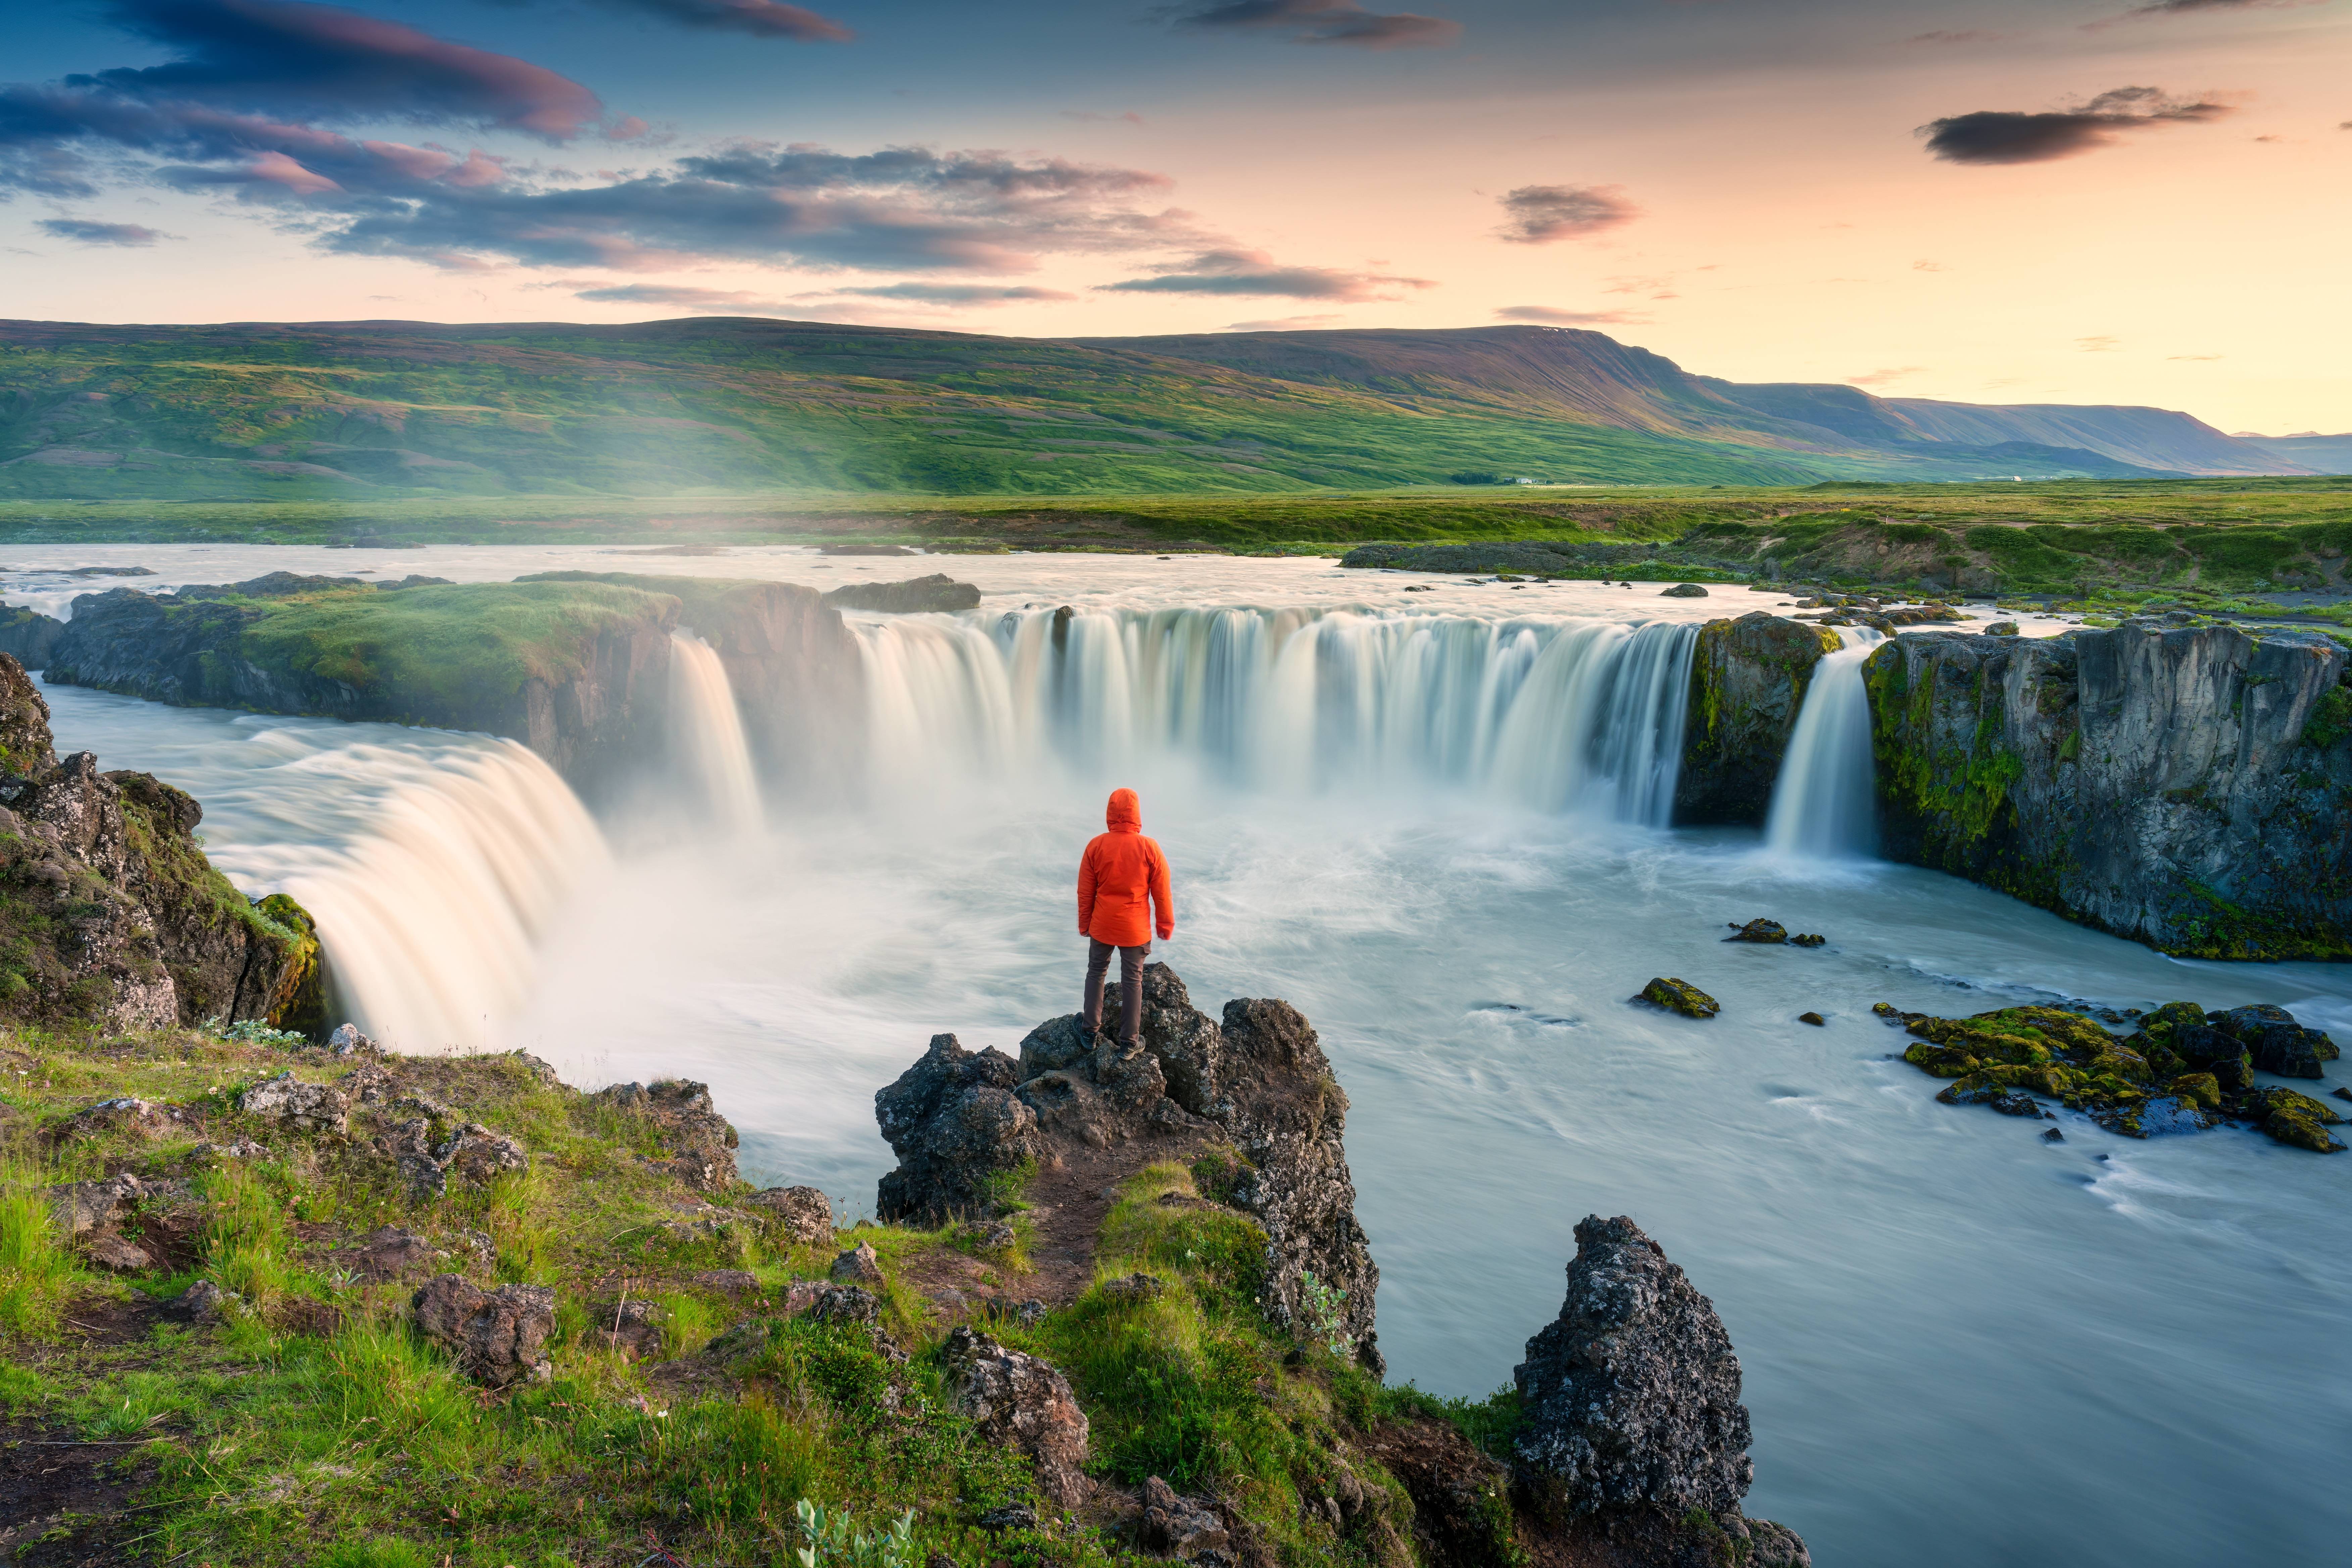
left=1083, top=938, right=1150, bottom=1048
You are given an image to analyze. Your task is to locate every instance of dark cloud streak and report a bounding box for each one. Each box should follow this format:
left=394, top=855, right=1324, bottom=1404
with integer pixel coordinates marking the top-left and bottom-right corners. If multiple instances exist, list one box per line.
left=37, top=217, right=172, bottom=245
left=1495, top=184, right=1637, bottom=244
left=1161, top=0, right=1461, bottom=50
left=1919, top=87, right=2233, bottom=164
left=1099, top=248, right=1433, bottom=299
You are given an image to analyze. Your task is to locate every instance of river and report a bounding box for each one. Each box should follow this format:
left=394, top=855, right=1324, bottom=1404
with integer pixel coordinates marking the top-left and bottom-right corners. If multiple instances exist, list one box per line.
left=22, top=544, right=2347, bottom=1566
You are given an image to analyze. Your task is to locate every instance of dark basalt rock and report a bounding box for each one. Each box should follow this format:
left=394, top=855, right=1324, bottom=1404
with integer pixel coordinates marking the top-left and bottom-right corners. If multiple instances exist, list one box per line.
left=591, top=1079, right=739, bottom=1191
left=412, top=1274, right=556, bottom=1386
left=0, top=655, right=318, bottom=1032
left=876, top=964, right=1382, bottom=1375
left=1863, top=623, right=2352, bottom=960
left=1725, top=919, right=1786, bottom=944
left=746, top=1184, right=835, bottom=1246
left=1659, top=582, right=1709, bottom=598
left=821, top=573, right=981, bottom=613
left=941, top=1326, right=1092, bottom=1510
left=874, top=1033, right=1041, bottom=1224
left=1515, top=1216, right=1753, bottom=1518
left=0, top=604, right=64, bottom=672
left=1676, top=613, right=1842, bottom=826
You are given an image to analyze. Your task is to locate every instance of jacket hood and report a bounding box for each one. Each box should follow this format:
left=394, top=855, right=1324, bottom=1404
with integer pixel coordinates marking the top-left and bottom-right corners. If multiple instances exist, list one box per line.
left=1105, top=788, right=1141, bottom=832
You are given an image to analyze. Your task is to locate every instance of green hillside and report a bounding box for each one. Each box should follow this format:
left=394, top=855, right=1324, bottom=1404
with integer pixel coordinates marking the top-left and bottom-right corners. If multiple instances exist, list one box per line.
left=0, top=318, right=2251, bottom=505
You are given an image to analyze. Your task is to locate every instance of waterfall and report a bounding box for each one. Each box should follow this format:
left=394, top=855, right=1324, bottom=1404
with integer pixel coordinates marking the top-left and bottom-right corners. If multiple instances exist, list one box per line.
left=1764, top=629, right=1884, bottom=859
left=282, top=742, right=611, bottom=1053
left=847, top=607, right=1699, bottom=825
left=668, top=631, right=763, bottom=833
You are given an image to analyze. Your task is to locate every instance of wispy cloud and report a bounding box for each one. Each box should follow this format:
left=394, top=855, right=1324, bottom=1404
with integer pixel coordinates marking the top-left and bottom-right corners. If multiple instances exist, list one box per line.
left=2076, top=335, right=2122, bottom=351
left=1494, top=184, right=1638, bottom=244
left=36, top=217, right=173, bottom=245
left=1098, top=248, right=1434, bottom=300
left=825, top=282, right=1076, bottom=304
left=1899, top=30, right=2012, bottom=45
left=2087, top=0, right=2322, bottom=27
left=1919, top=87, right=2234, bottom=164
left=1159, top=0, right=1462, bottom=50
left=1062, top=110, right=1147, bottom=125
left=1493, top=305, right=1641, bottom=325
left=1224, top=313, right=1347, bottom=329
left=584, top=0, right=853, bottom=42
left=575, top=283, right=791, bottom=311
left=1847, top=366, right=1926, bottom=386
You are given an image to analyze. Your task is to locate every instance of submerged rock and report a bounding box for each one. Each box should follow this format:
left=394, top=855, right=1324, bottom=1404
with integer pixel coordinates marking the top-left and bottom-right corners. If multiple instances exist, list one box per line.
left=1900, top=1000, right=2341, bottom=1151
left=1635, top=977, right=1719, bottom=1018
left=1660, top=583, right=1710, bottom=598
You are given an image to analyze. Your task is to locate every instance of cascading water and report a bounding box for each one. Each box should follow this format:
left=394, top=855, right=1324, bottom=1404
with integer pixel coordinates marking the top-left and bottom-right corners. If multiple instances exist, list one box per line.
left=282, top=743, right=610, bottom=1052
left=1763, top=628, right=1884, bottom=859
left=847, top=606, right=1698, bottom=824
left=668, top=631, right=763, bottom=833
left=37, top=680, right=611, bottom=1056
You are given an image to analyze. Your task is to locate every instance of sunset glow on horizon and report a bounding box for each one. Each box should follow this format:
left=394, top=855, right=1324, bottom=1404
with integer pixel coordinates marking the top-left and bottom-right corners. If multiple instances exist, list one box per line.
left=4, top=0, right=2346, bottom=432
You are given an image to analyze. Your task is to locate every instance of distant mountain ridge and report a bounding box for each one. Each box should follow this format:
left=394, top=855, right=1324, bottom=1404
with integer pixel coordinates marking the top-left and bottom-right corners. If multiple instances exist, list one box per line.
left=2232, top=432, right=2352, bottom=475
left=0, top=317, right=2307, bottom=499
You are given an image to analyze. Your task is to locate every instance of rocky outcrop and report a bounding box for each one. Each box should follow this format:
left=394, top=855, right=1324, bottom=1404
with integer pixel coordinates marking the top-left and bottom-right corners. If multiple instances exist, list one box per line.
left=873, top=965, right=1383, bottom=1373
left=1865, top=621, right=2352, bottom=958
left=747, top=1184, right=836, bottom=1245
left=1675, top=612, right=1839, bottom=825
left=43, top=573, right=863, bottom=795
left=411, top=1274, right=556, bottom=1386
left=1515, top=1217, right=1753, bottom=1518
left=821, top=573, right=982, bottom=613
left=0, top=605, right=63, bottom=671
left=940, top=1326, right=1092, bottom=1509
left=1511, top=1216, right=1808, bottom=1564
left=590, top=1078, right=739, bottom=1191
left=1891, top=999, right=2343, bottom=1150
left=0, top=656, right=319, bottom=1031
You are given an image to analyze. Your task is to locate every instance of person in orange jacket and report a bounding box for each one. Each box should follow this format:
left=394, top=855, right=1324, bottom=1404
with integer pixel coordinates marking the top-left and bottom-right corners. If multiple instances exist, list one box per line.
left=1078, top=787, right=1174, bottom=1050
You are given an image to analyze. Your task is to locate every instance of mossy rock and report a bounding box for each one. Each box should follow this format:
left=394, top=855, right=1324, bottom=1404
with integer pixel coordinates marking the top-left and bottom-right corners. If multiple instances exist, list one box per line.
left=2166, top=1072, right=2223, bottom=1110
left=1635, top=977, right=1719, bottom=1018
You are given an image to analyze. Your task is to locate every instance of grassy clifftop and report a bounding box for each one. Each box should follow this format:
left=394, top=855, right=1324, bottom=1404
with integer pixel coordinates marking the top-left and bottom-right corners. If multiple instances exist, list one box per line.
left=0, top=1025, right=1514, bottom=1566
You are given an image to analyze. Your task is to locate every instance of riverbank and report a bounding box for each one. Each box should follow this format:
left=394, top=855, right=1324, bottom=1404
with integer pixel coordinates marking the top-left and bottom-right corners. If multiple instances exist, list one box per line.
left=0, top=976, right=1809, bottom=1566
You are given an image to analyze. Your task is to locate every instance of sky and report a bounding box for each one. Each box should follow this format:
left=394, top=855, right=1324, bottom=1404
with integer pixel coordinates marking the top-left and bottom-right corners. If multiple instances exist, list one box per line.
left=2, top=0, right=2347, bottom=433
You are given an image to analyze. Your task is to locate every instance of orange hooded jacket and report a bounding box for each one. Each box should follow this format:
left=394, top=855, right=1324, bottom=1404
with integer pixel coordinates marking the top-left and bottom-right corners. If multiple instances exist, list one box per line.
left=1078, top=788, right=1173, bottom=946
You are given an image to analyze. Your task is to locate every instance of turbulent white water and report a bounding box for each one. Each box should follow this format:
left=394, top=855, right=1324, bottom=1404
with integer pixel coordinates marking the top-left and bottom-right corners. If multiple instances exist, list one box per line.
left=856, top=607, right=1696, bottom=824
left=1764, top=628, right=1883, bottom=860
left=30, top=547, right=2352, bottom=1567
left=40, top=683, right=608, bottom=1053
left=668, top=631, right=763, bottom=834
